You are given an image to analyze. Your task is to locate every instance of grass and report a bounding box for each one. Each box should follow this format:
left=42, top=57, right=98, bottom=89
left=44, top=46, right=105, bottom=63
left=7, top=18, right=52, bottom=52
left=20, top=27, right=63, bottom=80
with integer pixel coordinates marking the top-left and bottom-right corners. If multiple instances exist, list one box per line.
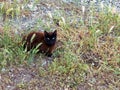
left=0, top=0, right=120, bottom=89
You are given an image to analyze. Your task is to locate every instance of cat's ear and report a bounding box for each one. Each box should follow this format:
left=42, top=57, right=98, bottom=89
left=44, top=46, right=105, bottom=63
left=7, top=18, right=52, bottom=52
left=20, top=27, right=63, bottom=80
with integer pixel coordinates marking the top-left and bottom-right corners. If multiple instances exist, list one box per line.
left=44, top=31, right=48, bottom=35
left=53, top=30, right=57, bottom=35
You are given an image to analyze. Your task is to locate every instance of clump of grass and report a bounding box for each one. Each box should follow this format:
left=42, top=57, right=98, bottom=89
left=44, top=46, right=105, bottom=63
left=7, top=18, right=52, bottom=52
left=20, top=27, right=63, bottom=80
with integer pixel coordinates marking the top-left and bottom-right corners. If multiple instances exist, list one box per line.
left=0, top=31, right=21, bottom=68
left=0, top=0, right=39, bottom=21
left=97, top=12, right=120, bottom=35
left=0, top=1, right=21, bottom=21
left=0, top=26, right=40, bottom=69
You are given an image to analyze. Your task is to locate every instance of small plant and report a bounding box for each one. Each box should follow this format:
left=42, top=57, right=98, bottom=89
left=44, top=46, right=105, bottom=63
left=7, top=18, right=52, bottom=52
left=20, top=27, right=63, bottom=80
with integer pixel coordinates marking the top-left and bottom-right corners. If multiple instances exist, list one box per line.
left=0, top=1, right=21, bottom=21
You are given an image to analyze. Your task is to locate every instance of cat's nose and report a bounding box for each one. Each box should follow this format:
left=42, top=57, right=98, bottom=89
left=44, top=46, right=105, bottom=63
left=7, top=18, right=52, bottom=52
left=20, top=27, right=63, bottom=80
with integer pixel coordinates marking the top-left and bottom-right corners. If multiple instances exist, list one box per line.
left=50, top=41, right=53, bottom=45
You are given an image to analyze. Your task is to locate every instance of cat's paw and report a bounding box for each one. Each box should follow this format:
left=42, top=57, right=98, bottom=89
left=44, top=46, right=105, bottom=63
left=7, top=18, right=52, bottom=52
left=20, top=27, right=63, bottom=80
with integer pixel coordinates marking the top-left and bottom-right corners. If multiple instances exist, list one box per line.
left=46, top=53, right=52, bottom=57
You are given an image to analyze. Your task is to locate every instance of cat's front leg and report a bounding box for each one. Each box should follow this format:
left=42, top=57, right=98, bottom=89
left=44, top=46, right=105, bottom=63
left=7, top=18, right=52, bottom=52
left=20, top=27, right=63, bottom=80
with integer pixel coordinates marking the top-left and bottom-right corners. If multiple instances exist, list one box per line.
left=46, top=53, right=52, bottom=57
left=46, top=47, right=54, bottom=57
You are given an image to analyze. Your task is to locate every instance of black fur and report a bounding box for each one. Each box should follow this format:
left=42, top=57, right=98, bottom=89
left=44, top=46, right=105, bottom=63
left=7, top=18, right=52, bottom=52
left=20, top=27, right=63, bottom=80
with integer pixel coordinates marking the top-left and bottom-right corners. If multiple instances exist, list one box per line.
left=44, top=30, right=57, bottom=46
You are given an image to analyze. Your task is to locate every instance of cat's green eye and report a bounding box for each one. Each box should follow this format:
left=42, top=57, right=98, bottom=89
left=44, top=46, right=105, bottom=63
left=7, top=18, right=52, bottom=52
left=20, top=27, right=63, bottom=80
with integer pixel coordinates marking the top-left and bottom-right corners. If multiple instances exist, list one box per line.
left=52, top=37, right=55, bottom=40
left=47, top=38, right=50, bottom=40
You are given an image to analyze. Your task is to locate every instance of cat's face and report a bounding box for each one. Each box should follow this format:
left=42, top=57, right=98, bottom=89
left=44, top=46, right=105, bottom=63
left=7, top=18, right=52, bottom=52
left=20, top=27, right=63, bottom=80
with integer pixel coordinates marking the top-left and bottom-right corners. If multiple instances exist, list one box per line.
left=44, top=30, right=57, bottom=46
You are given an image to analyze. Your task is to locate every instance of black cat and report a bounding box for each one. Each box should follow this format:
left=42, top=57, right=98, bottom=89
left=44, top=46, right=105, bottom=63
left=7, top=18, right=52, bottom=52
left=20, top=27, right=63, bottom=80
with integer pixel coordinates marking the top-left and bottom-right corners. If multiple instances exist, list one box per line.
left=22, top=30, right=57, bottom=57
